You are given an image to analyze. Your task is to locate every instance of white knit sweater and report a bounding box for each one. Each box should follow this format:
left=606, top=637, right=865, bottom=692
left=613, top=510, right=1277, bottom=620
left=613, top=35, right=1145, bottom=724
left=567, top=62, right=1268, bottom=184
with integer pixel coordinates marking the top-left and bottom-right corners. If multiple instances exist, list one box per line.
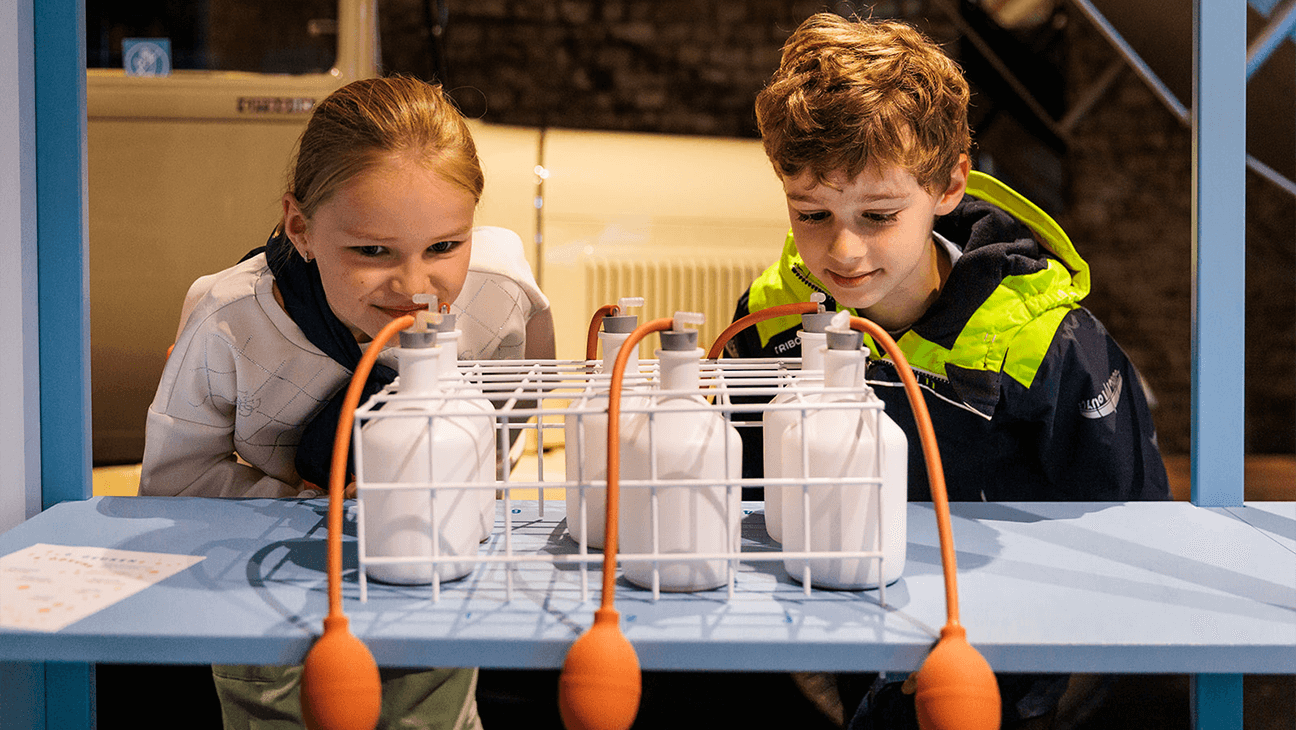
left=140, top=226, right=548, bottom=498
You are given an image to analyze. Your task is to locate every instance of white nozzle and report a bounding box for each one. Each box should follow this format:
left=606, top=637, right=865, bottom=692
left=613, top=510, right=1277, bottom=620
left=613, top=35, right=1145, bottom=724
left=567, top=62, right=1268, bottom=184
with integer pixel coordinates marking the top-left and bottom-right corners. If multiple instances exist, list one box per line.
left=672, top=311, right=705, bottom=330
left=616, top=296, right=645, bottom=314
left=826, top=310, right=851, bottom=333
left=810, top=292, right=827, bottom=312
left=411, top=293, right=443, bottom=331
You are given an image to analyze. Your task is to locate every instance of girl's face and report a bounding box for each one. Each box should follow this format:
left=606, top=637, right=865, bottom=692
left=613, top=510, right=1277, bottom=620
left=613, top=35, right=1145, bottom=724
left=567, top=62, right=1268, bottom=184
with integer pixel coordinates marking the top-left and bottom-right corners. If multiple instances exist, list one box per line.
left=283, top=155, right=477, bottom=342
left=782, top=156, right=968, bottom=331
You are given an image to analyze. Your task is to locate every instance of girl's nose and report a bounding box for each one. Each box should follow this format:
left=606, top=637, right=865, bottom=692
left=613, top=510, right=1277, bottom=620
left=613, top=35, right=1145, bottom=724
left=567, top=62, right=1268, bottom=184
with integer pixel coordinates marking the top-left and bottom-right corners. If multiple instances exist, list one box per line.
left=389, top=260, right=430, bottom=298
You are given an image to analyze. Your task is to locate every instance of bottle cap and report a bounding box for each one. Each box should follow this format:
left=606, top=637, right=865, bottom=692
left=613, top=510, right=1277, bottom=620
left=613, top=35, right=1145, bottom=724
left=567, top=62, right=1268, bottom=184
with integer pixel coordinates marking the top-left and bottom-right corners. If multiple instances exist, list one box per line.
left=825, top=310, right=863, bottom=350
left=826, top=329, right=864, bottom=351
left=432, top=313, right=458, bottom=332
left=660, top=311, right=704, bottom=351
left=602, top=314, right=638, bottom=334
left=659, top=328, right=698, bottom=350
left=801, top=311, right=837, bottom=333
left=399, top=329, right=439, bottom=349
left=400, top=293, right=443, bottom=347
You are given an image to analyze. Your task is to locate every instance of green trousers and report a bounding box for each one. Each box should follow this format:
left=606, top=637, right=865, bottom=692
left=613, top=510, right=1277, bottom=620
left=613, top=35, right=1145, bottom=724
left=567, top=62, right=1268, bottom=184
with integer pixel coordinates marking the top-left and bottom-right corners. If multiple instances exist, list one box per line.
left=211, top=664, right=482, bottom=730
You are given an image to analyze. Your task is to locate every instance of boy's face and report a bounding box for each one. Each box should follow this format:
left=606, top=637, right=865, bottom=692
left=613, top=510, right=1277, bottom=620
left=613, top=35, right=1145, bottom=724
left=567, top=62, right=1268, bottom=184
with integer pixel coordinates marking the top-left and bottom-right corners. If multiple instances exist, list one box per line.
left=283, top=155, right=476, bottom=342
left=782, top=157, right=968, bottom=331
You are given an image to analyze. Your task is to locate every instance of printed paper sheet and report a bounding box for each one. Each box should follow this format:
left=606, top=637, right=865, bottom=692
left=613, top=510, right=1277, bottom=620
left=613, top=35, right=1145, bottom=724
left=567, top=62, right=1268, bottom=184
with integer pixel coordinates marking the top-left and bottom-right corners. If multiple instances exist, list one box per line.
left=0, top=543, right=205, bottom=632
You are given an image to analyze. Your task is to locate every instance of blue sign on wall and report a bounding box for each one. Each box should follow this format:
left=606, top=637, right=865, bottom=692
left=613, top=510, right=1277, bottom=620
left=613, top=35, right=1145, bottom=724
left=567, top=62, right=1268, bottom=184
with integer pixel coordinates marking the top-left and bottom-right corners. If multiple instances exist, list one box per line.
left=123, top=38, right=171, bottom=77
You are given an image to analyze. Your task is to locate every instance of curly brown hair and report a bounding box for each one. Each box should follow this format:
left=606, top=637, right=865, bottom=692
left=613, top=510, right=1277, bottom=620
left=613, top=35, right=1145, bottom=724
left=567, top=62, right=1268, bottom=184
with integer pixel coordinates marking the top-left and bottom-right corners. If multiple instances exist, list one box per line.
left=755, top=13, right=971, bottom=192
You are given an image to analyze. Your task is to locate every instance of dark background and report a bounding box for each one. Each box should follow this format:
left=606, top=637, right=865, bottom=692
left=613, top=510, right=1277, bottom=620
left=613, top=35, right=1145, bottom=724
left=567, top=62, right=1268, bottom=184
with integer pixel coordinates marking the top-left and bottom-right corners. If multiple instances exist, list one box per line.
left=372, top=0, right=1295, bottom=460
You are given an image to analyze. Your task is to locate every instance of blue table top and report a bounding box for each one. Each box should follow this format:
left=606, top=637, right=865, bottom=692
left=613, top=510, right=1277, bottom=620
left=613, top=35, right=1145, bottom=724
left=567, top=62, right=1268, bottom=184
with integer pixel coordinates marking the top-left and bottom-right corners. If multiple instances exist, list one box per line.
left=0, top=497, right=1292, bottom=675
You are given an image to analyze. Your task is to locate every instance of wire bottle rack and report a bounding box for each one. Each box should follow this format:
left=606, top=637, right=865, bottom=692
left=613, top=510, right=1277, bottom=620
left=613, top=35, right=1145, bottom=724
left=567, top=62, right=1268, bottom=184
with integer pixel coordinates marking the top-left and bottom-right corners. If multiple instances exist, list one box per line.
left=350, top=355, right=903, bottom=606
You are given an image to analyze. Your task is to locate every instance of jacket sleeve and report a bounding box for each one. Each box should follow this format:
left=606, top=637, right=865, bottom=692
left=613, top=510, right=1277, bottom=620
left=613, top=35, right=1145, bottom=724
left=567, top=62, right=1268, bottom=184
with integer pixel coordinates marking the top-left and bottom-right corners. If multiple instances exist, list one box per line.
left=725, top=287, right=771, bottom=482
left=724, top=288, right=761, bottom=359
left=139, top=321, right=300, bottom=498
left=1017, top=308, right=1171, bottom=502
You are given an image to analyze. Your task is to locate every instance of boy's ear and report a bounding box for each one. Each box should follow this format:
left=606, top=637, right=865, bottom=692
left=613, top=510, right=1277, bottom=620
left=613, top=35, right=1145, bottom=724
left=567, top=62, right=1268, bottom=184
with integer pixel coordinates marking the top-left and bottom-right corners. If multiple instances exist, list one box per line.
left=933, top=154, right=970, bottom=216
left=281, top=193, right=311, bottom=257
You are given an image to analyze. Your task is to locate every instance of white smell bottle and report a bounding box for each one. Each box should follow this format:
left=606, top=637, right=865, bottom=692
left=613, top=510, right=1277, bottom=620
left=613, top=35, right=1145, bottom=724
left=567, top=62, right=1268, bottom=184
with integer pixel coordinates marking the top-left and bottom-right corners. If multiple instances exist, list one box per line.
left=564, top=298, right=646, bottom=549
left=359, top=315, right=495, bottom=585
left=762, top=293, right=831, bottom=543
left=781, top=313, right=907, bottom=590
left=620, top=313, right=742, bottom=592
left=425, top=300, right=498, bottom=543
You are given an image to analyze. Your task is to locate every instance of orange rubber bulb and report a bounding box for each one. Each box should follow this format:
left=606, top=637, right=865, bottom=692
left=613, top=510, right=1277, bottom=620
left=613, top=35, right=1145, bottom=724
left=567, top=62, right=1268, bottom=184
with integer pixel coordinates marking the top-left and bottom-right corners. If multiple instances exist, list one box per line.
left=913, top=624, right=1001, bottom=730
left=557, top=607, right=642, bottom=730
left=301, top=614, right=383, bottom=730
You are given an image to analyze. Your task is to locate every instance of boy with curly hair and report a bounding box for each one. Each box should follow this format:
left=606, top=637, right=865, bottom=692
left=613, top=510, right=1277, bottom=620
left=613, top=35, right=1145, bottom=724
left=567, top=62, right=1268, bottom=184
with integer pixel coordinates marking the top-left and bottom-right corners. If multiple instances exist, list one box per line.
left=728, top=13, right=1170, bottom=728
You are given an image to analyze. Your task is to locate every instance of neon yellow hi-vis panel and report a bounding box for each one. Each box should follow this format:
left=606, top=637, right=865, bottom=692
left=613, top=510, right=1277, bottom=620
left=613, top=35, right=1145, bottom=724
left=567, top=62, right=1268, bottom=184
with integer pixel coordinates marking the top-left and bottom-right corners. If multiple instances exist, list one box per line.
left=747, top=231, right=811, bottom=341
left=748, top=171, right=1089, bottom=389
left=964, top=171, right=1089, bottom=294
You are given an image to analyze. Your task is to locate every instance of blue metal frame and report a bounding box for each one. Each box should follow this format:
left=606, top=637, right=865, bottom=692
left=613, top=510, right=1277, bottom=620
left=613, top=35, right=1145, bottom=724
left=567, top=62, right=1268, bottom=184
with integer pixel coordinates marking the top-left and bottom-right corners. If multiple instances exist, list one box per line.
left=13, top=0, right=1259, bottom=728
left=0, top=663, right=43, bottom=729
left=1190, top=1, right=1246, bottom=509
left=27, top=0, right=94, bottom=728
left=35, top=0, right=91, bottom=510
left=1246, top=0, right=1296, bottom=79
left=1192, top=674, right=1245, bottom=730
left=1190, top=0, right=1247, bottom=728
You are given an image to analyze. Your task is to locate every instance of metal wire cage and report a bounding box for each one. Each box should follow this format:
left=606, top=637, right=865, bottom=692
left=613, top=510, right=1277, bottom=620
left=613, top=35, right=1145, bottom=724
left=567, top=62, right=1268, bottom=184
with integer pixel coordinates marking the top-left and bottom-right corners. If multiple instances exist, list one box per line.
left=350, top=356, right=904, bottom=606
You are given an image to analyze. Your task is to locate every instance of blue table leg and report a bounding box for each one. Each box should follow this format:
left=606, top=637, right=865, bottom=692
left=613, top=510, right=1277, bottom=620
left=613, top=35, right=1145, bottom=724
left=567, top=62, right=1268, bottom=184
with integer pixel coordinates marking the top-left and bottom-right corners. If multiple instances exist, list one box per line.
left=1191, top=674, right=1243, bottom=730
left=0, top=662, right=95, bottom=730
left=46, top=662, right=95, bottom=729
left=0, top=662, right=44, bottom=729
left=31, top=0, right=94, bottom=720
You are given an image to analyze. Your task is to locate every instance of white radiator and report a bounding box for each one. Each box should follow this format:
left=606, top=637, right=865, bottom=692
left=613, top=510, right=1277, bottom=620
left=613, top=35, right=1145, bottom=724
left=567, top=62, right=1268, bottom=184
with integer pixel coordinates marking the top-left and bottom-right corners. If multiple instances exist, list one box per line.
left=583, top=256, right=771, bottom=351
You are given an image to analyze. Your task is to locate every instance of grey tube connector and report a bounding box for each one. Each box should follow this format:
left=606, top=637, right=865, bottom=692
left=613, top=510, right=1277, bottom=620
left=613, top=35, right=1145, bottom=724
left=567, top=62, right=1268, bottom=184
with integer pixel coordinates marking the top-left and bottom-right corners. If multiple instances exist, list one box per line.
left=659, top=329, right=698, bottom=351
left=801, top=311, right=838, bottom=333
left=399, top=329, right=439, bottom=349
left=432, top=313, right=458, bottom=333
left=602, top=314, right=638, bottom=334
left=826, top=329, right=864, bottom=351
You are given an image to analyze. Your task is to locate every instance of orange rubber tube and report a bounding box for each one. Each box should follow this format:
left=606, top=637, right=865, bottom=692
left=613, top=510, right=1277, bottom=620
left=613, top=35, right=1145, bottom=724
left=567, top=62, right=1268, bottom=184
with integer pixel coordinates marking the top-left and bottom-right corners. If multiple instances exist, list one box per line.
left=300, top=313, right=415, bottom=730
left=847, top=316, right=999, bottom=730
left=325, top=314, right=416, bottom=618
left=846, top=318, right=960, bottom=625
left=705, top=301, right=821, bottom=360
left=705, top=301, right=999, bottom=730
left=599, top=318, right=674, bottom=606
left=709, top=303, right=963, bottom=626
left=585, top=305, right=620, bottom=361
left=558, top=318, right=673, bottom=730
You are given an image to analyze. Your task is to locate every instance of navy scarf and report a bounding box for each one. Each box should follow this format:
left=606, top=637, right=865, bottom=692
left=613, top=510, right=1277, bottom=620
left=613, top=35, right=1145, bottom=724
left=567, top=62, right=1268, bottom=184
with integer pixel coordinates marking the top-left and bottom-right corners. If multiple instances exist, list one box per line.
left=250, top=230, right=397, bottom=488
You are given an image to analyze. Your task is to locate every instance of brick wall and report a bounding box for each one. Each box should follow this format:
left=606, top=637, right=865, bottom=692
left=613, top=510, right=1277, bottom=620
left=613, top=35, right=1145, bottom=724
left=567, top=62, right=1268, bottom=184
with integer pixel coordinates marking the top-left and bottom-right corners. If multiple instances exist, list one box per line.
left=1058, top=14, right=1295, bottom=456
left=380, top=0, right=1295, bottom=456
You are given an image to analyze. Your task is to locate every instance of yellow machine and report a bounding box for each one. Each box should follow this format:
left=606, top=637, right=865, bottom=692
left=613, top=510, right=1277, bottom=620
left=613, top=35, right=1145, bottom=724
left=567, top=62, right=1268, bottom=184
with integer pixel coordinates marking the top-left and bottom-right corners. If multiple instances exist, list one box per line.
left=87, top=0, right=378, bottom=463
